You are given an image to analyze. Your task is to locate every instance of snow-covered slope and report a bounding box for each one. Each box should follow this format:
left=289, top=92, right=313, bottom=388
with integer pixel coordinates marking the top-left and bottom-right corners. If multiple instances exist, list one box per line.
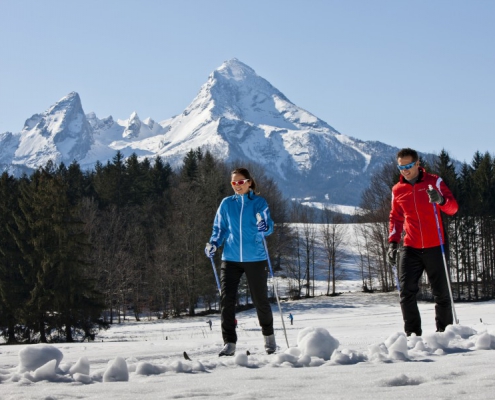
left=0, top=59, right=402, bottom=205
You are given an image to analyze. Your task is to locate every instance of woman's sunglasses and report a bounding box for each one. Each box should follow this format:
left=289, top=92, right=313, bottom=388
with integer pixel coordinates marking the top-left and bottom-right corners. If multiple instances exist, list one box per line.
left=397, top=161, right=417, bottom=171
left=231, top=179, right=250, bottom=186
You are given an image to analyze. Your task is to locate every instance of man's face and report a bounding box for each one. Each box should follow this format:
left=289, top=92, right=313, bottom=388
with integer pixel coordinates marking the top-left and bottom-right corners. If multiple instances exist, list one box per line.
left=397, top=156, right=420, bottom=181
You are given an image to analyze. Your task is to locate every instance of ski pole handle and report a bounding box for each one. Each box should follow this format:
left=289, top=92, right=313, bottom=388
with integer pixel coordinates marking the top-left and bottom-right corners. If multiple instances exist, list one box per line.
left=257, top=213, right=272, bottom=276
left=206, top=242, right=221, bottom=296
left=429, top=186, right=444, bottom=247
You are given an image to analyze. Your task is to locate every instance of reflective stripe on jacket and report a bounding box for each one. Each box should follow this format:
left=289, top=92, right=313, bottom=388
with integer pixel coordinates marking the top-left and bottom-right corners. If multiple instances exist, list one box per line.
left=209, top=192, right=273, bottom=262
left=389, top=167, right=458, bottom=248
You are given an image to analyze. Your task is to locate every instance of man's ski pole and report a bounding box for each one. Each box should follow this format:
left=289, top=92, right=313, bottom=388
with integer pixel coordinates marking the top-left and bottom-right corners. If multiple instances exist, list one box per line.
left=428, top=185, right=459, bottom=324
left=257, top=213, right=290, bottom=348
left=391, top=263, right=401, bottom=292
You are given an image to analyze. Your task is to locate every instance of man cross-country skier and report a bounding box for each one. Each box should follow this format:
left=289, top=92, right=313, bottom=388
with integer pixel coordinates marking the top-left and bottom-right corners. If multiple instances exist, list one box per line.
left=388, top=148, right=459, bottom=336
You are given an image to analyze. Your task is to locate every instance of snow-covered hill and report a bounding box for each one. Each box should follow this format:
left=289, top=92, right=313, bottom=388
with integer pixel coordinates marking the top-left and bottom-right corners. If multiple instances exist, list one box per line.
left=0, top=59, right=405, bottom=205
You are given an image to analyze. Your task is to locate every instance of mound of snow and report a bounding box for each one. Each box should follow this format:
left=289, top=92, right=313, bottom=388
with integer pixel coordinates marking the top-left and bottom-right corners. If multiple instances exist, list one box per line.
left=33, top=359, right=58, bottom=381
left=69, top=356, right=90, bottom=376
left=18, top=344, right=63, bottom=373
left=475, top=332, right=495, bottom=350
left=103, top=357, right=129, bottom=382
left=297, top=327, right=339, bottom=360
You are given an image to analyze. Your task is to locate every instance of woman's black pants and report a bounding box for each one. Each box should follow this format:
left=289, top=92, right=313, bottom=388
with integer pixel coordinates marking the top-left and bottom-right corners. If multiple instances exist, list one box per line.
left=220, top=260, right=274, bottom=344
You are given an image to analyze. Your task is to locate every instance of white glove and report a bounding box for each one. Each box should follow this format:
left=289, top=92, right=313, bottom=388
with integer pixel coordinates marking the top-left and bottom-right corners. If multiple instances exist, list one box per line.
left=205, top=243, right=217, bottom=258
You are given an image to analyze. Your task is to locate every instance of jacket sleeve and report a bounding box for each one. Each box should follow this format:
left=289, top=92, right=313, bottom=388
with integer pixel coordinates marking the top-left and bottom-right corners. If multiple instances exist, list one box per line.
left=258, top=198, right=274, bottom=237
left=209, top=199, right=228, bottom=247
left=389, top=189, right=404, bottom=243
left=434, top=177, right=459, bottom=216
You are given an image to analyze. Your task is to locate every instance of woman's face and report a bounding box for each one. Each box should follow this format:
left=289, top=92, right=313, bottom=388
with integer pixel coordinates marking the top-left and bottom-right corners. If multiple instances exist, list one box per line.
left=231, top=173, right=252, bottom=195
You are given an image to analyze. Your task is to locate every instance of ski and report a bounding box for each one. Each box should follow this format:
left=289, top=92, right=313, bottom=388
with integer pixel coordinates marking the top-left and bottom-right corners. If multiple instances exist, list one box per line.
left=245, top=349, right=277, bottom=356
left=183, top=349, right=275, bottom=360
left=183, top=349, right=236, bottom=359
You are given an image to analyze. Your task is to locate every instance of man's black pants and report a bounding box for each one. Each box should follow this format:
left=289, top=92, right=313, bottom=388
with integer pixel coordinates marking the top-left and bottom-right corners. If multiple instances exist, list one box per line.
left=399, top=246, right=453, bottom=336
left=220, top=260, right=274, bottom=344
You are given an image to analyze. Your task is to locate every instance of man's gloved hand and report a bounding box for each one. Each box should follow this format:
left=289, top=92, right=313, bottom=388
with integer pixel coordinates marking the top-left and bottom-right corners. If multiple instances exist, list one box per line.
left=257, top=219, right=268, bottom=232
left=427, top=186, right=444, bottom=204
left=205, top=243, right=217, bottom=258
left=387, top=242, right=398, bottom=265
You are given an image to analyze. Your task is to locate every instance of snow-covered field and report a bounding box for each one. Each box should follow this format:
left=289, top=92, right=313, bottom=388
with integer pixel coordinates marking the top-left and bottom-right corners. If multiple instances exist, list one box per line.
left=1, top=291, right=495, bottom=400
left=2, top=223, right=495, bottom=399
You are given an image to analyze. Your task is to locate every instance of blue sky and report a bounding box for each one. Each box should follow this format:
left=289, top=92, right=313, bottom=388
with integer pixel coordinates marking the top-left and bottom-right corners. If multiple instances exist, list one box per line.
left=1, top=0, right=493, bottom=163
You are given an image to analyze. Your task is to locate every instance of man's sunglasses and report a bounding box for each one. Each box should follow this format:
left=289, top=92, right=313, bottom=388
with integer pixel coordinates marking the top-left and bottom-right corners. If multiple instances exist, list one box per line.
left=231, top=179, right=250, bottom=186
left=397, top=161, right=417, bottom=171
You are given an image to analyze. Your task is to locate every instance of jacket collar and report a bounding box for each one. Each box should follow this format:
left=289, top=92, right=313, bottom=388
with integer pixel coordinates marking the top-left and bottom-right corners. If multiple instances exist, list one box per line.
left=233, top=190, right=255, bottom=200
left=400, top=166, right=425, bottom=185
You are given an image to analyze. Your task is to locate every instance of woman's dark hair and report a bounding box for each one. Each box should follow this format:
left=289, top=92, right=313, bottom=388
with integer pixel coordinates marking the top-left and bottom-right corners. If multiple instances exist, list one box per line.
left=396, top=148, right=419, bottom=162
left=231, top=167, right=257, bottom=194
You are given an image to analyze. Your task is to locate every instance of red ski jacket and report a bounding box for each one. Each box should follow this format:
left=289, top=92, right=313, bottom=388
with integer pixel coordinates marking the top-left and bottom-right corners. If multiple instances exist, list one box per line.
left=389, top=167, right=459, bottom=248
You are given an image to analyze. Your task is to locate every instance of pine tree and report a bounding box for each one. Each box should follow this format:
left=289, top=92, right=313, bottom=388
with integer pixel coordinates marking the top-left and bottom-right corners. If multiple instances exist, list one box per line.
left=0, top=173, right=30, bottom=343
left=472, top=152, right=495, bottom=298
left=13, top=167, right=103, bottom=342
left=126, top=153, right=148, bottom=206
left=93, top=151, right=129, bottom=209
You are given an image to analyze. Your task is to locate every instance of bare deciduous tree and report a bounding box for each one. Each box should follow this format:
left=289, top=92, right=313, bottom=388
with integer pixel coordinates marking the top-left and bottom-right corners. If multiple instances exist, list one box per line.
left=321, top=209, right=347, bottom=296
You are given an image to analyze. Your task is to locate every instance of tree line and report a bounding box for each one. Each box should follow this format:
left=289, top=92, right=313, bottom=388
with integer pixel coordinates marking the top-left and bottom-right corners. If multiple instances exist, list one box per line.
left=357, top=150, right=495, bottom=301
left=0, top=150, right=308, bottom=344
left=3, top=147, right=491, bottom=344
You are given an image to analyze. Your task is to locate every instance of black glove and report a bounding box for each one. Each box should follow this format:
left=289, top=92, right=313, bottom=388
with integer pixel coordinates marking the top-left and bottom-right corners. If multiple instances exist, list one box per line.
left=427, top=186, right=444, bottom=204
left=387, top=242, right=398, bottom=265
left=257, top=219, right=268, bottom=232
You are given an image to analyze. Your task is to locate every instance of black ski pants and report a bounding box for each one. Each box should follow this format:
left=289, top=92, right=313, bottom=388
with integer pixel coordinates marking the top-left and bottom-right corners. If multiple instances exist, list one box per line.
left=399, top=246, right=453, bottom=336
left=220, top=260, right=274, bottom=344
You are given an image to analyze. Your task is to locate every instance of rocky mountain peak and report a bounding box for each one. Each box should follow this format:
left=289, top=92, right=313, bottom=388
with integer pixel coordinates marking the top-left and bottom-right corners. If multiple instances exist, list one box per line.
left=0, top=61, right=407, bottom=206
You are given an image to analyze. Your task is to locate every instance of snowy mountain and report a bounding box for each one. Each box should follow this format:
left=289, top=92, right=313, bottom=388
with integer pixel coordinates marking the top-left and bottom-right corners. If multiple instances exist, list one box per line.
left=0, top=59, right=404, bottom=205
left=0, top=92, right=94, bottom=175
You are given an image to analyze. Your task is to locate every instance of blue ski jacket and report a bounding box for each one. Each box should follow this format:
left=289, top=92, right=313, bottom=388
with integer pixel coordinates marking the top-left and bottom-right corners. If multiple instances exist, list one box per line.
left=208, top=191, right=274, bottom=262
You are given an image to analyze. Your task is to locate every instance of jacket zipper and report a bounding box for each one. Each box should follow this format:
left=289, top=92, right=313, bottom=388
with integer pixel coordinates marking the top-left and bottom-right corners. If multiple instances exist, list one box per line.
left=412, top=185, right=425, bottom=249
left=239, top=195, right=244, bottom=262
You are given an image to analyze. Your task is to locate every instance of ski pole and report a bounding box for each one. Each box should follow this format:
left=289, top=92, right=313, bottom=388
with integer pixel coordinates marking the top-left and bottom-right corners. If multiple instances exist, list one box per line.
left=428, top=185, right=459, bottom=324
left=257, top=213, right=290, bottom=348
left=391, top=263, right=401, bottom=292
left=206, top=246, right=222, bottom=296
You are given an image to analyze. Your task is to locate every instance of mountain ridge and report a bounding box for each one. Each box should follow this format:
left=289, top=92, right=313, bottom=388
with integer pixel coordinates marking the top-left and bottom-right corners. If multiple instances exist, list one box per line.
left=1, top=58, right=405, bottom=205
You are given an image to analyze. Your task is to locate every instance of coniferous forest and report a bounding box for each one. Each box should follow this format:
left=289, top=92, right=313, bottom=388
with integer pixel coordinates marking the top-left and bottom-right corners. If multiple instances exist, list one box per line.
left=1, top=148, right=494, bottom=344
left=0, top=149, right=289, bottom=344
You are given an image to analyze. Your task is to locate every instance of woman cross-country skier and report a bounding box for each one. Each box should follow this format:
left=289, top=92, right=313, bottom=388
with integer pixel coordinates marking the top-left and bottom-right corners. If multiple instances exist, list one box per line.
left=205, top=167, right=276, bottom=356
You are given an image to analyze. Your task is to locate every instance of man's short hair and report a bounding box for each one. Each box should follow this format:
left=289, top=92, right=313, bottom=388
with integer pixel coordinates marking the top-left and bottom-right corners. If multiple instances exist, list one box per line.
left=397, top=148, right=419, bottom=161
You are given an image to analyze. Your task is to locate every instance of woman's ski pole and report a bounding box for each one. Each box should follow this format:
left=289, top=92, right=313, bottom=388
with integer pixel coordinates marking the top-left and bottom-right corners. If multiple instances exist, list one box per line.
left=428, top=185, right=459, bottom=324
left=206, top=244, right=222, bottom=296
left=257, top=213, right=289, bottom=348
